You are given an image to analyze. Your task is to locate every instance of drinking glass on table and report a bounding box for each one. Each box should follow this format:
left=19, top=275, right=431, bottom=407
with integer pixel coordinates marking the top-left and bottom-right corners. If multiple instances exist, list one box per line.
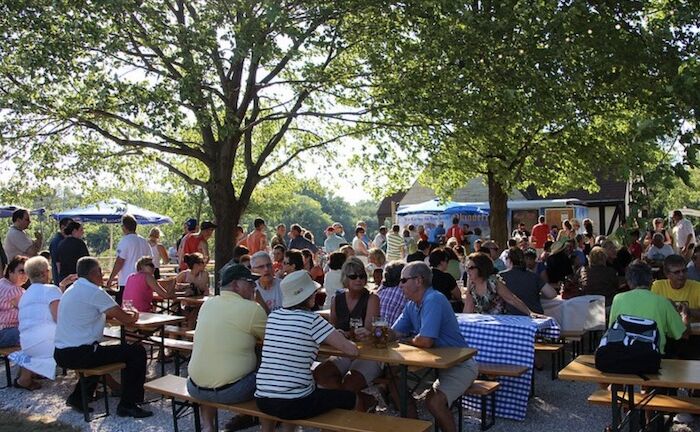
left=372, top=315, right=389, bottom=348
left=348, top=317, right=363, bottom=341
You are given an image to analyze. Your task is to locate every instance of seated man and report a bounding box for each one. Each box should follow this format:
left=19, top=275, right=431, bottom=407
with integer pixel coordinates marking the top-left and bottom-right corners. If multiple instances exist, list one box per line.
left=644, top=233, right=675, bottom=264
left=610, top=259, right=687, bottom=356
left=390, top=262, right=478, bottom=432
left=651, top=254, right=700, bottom=359
left=53, top=256, right=151, bottom=418
left=188, top=264, right=267, bottom=432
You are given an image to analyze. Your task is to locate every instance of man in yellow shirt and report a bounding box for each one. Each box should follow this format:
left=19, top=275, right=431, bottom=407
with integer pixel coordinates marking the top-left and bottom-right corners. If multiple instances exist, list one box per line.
left=187, top=264, right=267, bottom=432
left=651, top=254, right=700, bottom=359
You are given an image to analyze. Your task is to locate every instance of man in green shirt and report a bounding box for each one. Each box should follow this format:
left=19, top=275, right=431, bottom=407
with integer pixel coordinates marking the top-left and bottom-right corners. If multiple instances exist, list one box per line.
left=609, top=260, right=687, bottom=355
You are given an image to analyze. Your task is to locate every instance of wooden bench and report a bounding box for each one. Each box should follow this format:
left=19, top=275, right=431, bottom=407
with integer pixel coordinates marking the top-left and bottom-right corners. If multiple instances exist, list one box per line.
left=534, top=342, right=564, bottom=380
left=0, top=346, right=20, bottom=389
left=458, top=380, right=500, bottom=431
left=72, top=362, right=126, bottom=422
left=164, top=325, right=194, bottom=340
left=588, top=389, right=700, bottom=414
left=477, top=362, right=529, bottom=378
left=145, top=374, right=432, bottom=432
left=148, top=336, right=193, bottom=376
left=559, top=330, right=586, bottom=358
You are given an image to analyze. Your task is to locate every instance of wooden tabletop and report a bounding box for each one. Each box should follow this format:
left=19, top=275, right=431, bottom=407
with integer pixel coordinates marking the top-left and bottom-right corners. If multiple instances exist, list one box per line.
left=178, top=296, right=209, bottom=306
left=560, top=355, right=700, bottom=388
left=319, top=343, right=477, bottom=369
left=135, top=312, right=185, bottom=327
left=690, top=323, right=700, bottom=336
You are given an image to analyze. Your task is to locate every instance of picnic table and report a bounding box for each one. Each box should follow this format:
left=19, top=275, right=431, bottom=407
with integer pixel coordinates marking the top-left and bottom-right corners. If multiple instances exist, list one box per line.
left=560, top=354, right=700, bottom=431
left=457, top=313, right=560, bottom=420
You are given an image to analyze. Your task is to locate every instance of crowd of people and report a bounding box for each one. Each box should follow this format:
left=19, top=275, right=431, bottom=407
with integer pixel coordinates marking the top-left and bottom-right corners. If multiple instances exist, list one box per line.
left=1, top=205, right=699, bottom=430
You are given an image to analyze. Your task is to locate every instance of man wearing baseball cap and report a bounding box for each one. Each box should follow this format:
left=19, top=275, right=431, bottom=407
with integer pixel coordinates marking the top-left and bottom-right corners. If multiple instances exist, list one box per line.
left=188, top=264, right=267, bottom=432
left=179, top=220, right=217, bottom=271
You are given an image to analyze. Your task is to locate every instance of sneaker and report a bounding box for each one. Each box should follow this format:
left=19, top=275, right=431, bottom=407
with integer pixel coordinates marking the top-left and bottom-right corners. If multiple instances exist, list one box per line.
left=673, top=413, right=694, bottom=424
left=117, top=404, right=153, bottom=418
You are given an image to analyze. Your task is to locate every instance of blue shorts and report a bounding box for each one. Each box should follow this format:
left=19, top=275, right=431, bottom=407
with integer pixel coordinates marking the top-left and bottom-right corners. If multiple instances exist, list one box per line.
left=0, top=327, right=19, bottom=347
left=187, top=371, right=256, bottom=404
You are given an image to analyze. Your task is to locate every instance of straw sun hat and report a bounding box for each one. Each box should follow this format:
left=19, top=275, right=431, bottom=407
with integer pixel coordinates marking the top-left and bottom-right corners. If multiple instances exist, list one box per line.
left=281, top=270, right=321, bottom=308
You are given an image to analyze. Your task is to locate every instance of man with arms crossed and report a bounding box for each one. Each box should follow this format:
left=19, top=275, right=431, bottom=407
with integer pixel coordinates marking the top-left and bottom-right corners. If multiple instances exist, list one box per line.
left=4, top=208, right=42, bottom=259
left=390, top=261, right=478, bottom=432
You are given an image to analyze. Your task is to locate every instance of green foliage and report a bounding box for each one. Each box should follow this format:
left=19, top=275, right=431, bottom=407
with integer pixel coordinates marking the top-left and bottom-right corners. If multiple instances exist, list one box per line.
left=348, top=0, right=699, bottom=243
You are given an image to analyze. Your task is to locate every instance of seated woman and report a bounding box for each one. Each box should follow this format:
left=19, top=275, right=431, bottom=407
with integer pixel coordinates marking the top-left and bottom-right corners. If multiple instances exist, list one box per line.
left=176, top=253, right=210, bottom=296
left=301, top=249, right=324, bottom=285
left=256, top=270, right=373, bottom=432
left=175, top=253, right=210, bottom=328
left=123, top=256, right=175, bottom=312
left=376, top=261, right=407, bottom=326
left=0, top=256, right=33, bottom=388
left=313, top=257, right=382, bottom=399
left=575, top=246, right=620, bottom=308
left=10, top=256, right=74, bottom=389
left=462, top=252, right=533, bottom=315
left=322, top=251, right=347, bottom=309
left=366, top=247, right=386, bottom=287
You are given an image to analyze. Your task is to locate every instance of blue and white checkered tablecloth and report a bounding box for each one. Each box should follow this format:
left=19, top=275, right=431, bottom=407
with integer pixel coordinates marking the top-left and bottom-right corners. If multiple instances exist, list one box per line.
left=457, top=313, right=560, bottom=420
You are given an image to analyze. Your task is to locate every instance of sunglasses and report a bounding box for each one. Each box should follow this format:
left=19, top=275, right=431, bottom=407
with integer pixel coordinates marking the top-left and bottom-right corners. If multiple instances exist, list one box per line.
left=400, top=276, right=418, bottom=284
left=466, top=266, right=477, bottom=271
left=347, top=274, right=367, bottom=280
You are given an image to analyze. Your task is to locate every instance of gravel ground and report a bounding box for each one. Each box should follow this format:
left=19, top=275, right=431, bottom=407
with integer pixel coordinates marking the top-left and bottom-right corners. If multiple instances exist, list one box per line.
left=1, top=359, right=698, bottom=432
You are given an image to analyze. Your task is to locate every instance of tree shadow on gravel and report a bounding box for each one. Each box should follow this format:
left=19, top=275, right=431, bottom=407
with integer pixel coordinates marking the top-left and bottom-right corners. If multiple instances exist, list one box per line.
left=0, top=409, right=81, bottom=432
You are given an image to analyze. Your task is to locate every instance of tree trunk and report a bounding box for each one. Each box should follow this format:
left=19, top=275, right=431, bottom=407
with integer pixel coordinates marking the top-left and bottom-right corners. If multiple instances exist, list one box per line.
left=207, top=178, right=240, bottom=294
left=487, top=171, right=509, bottom=249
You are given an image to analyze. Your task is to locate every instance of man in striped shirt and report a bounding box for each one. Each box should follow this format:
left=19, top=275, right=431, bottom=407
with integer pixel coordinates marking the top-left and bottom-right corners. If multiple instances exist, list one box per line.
left=385, top=224, right=405, bottom=262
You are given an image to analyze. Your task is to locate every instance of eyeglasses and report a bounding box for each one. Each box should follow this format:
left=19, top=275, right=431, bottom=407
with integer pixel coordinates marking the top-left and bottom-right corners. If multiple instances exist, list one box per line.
left=253, top=263, right=272, bottom=269
left=668, top=268, right=688, bottom=275
left=400, top=276, right=418, bottom=284
left=347, top=274, right=367, bottom=280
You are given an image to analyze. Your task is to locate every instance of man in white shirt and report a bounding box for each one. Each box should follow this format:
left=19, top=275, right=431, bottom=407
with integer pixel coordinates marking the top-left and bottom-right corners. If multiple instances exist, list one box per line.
left=373, top=226, right=387, bottom=251
left=645, top=233, right=675, bottom=262
left=672, top=210, right=696, bottom=259
left=3, top=208, right=42, bottom=260
left=54, top=256, right=152, bottom=418
left=106, top=214, right=151, bottom=305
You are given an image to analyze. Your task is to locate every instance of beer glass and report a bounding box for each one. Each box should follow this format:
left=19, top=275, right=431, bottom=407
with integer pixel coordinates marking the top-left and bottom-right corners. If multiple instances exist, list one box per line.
left=372, top=316, right=389, bottom=348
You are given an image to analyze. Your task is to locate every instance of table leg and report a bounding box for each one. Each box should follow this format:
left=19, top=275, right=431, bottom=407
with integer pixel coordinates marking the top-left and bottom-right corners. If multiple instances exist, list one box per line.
left=399, top=364, right=408, bottom=417
left=160, top=325, right=166, bottom=376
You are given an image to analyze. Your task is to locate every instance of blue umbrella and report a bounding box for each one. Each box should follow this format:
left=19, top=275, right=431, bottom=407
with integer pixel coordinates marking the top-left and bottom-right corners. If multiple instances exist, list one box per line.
left=0, top=205, right=46, bottom=218
left=442, top=204, right=489, bottom=215
left=51, top=199, right=173, bottom=225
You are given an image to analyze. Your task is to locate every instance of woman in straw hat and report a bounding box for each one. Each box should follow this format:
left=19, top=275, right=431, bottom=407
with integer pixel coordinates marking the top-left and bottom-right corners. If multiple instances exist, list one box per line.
left=255, top=270, right=374, bottom=432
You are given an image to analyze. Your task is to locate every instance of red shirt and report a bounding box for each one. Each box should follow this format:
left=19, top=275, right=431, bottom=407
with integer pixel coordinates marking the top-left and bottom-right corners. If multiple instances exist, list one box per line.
left=179, top=234, right=203, bottom=270
left=446, top=225, right=462, bottom=246
left=531, top=223, right=549, bottom=248
left=628, top=241, right=642, bottom=260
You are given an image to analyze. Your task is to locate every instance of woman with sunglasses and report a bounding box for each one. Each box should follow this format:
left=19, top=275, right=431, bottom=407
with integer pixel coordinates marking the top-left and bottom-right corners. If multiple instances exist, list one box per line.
left=313, top=257, right=381, bottom=403
left=462, top=252, right=532, bottom=316
left=123, top=256, right=175, bottom=312
left=0, top=255, right=28, bottom=348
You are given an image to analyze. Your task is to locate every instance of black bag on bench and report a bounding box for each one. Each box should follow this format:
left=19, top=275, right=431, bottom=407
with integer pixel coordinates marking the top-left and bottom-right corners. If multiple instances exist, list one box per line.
left=595, top=315, right=661, bottom=375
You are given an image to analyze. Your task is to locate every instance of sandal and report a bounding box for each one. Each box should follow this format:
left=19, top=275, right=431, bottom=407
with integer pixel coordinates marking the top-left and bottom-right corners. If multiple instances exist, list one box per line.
left=14, top=378, right=41, bottom=391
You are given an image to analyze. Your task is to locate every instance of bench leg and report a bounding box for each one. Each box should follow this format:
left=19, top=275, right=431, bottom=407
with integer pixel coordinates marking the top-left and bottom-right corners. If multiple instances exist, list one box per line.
left=79, top=373, right=90, bottom=422
left=193, top=402, right=202, bottom=432
left=457, top=396, right=463, bottom=432
left=102, top=374, right=110, bottom=417
left=3, top=356, right=11, bottom=389
left=174, top=352, right=180, bottom=377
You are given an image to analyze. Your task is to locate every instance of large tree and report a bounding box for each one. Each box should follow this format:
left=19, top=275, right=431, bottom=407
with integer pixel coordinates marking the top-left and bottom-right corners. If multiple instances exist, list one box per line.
left=0, top=0, right=379, bottom=269
left=353, top=1, right=699, bottom=246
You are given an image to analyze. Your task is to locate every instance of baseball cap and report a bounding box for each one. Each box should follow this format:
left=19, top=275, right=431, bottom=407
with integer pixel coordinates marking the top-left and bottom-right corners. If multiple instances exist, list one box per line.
left=200, top=221, right=217, bottom=230
left=220, top=264, right=260, bottom=286
left=186, top=218, right=198, bottom=231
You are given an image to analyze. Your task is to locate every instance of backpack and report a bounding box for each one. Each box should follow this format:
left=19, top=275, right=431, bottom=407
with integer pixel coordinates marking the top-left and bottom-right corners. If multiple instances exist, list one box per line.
left=595, top=315, right=661, bottom=375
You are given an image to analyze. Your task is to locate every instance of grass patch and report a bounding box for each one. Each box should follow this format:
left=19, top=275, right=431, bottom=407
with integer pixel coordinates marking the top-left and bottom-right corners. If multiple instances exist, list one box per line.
left=0, top=409, right=81, bottom=432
